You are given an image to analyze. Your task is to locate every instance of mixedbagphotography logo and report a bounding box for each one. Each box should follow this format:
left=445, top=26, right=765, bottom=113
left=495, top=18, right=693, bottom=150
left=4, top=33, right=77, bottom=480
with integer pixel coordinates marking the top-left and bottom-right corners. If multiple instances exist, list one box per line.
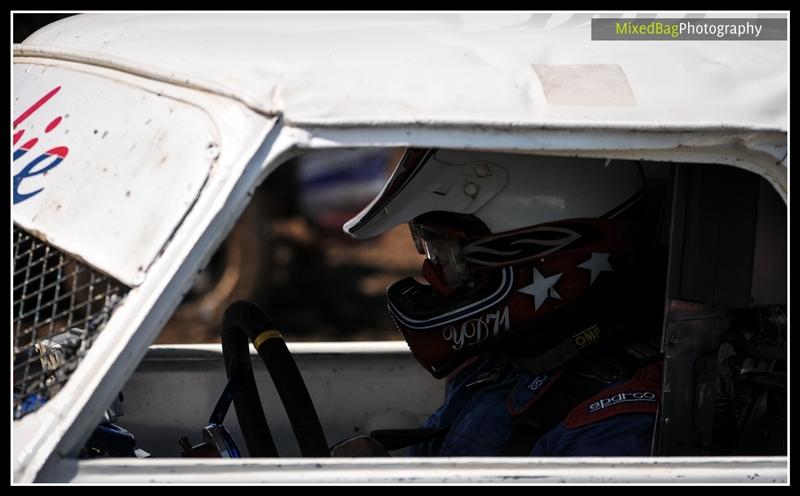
left=592, top=17, right=787, bottom=41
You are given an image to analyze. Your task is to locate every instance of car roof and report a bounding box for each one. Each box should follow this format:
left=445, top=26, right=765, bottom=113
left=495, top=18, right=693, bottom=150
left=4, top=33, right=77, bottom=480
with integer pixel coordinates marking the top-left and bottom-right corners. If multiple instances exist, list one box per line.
left=19, top=13, right=787, bottom=132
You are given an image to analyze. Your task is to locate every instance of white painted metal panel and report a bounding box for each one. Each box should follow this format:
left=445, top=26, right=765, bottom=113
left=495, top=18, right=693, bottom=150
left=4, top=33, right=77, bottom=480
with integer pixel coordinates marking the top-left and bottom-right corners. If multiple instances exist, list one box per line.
left=12, top=57, right=280, bottom=484
left=13, top=63, right=219, bottom=286
left=39, top=457, right=787, bottom=484
left=19, top=13, right=786, bottom=131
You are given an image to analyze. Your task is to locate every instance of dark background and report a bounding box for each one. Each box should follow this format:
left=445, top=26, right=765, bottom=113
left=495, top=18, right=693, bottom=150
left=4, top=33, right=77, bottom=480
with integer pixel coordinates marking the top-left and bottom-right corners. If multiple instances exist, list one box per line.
left=13, top=13, right=77, bottom=43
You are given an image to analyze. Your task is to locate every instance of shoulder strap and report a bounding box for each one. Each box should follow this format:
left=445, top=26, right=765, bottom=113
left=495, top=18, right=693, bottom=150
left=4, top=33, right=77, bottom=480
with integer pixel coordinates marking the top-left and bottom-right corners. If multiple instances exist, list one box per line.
left=564, top=360, right=662, bottom=429
left=500, top=368, right=609, bottom=456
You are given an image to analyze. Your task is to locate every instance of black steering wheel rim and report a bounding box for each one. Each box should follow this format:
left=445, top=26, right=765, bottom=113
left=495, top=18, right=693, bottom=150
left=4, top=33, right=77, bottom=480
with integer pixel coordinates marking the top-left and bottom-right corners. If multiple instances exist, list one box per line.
left=220, top=300, right=329, bottom=457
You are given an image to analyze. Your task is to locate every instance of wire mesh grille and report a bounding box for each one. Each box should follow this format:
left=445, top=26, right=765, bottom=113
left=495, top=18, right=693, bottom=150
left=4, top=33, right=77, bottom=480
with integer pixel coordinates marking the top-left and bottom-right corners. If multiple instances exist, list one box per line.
left=13, top=225, right=129, bottom=420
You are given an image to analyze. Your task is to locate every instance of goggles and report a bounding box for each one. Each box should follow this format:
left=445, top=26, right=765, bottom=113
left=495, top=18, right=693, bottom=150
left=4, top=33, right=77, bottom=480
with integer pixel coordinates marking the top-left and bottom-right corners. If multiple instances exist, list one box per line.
left=409, top=221, right=471, bottom=291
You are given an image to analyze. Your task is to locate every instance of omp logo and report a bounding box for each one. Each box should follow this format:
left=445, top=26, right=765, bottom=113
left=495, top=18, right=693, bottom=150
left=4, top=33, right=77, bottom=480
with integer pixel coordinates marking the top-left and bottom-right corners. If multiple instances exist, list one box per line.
left=572, top=325, right=601, bottom=349
left=588, top=391, right=657, bottom=413
left=13, top=86, right=69, bottom=204
left=442, top=306, right=510, bottom=350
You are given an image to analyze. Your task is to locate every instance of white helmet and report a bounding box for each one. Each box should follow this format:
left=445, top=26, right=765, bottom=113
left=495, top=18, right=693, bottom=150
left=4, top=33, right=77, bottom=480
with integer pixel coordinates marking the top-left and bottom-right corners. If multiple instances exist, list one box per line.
left=344, top=148, right=653, bottom=378
left=345, top=148, right=645, bottom=240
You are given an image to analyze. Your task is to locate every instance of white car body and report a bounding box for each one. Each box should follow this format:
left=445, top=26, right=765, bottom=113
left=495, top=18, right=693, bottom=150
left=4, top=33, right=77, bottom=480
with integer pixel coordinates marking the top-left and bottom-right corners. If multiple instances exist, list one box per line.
left=12, top=12, right=787, bottom=483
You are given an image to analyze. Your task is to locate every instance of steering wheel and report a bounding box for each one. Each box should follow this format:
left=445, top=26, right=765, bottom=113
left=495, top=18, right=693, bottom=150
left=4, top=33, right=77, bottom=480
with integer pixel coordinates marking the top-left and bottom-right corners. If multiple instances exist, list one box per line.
left=200, top=300, right=329, bottom=457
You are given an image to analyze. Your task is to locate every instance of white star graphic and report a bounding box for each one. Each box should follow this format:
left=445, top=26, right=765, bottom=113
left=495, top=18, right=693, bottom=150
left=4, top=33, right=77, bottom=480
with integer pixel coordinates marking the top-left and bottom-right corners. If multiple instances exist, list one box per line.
left=577, top=252, right=613, bottom=285
left=518, top=267, right=563, bottom=312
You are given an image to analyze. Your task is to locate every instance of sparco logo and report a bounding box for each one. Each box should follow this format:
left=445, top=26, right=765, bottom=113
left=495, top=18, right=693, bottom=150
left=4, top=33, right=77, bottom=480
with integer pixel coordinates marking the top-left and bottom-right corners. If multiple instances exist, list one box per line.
left=588, top=391, right=657, bottom=413
left=442, top=306, right=510, bottom=350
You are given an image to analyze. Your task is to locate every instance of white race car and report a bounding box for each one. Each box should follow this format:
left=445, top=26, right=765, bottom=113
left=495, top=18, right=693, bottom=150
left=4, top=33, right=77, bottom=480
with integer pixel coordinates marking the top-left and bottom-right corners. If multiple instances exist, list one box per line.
left=12, top=12, right=787, bottom=484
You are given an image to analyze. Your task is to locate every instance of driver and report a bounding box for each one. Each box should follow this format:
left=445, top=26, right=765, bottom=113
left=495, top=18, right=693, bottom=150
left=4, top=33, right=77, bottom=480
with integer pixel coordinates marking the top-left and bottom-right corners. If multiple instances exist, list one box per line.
left=335, top=148, right=666, bottom=457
